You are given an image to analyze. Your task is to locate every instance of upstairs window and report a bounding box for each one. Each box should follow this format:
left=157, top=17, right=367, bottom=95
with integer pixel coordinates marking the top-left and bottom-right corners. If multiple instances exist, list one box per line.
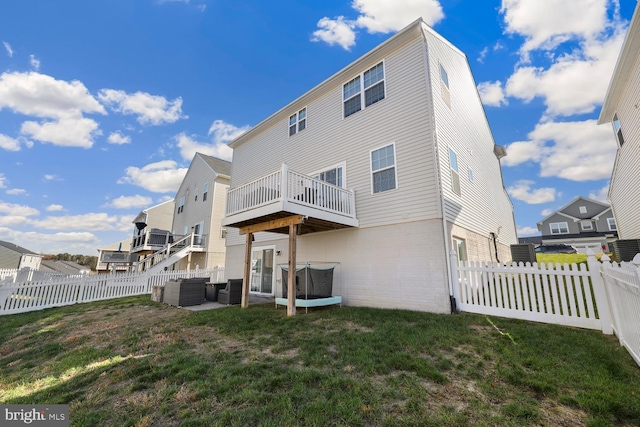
left=613, top=113, right=624, bottom=147
left=581, top=221, right=593, bottom=231
left=289, top=107, right=307, bottom=136
left=194, top=187, right=199, bottom=202
left=440, top=64, right=451, bottom=108
left=177, top=196, right=185, bottom=214
left=203, top=182, right=209, bottom=201
left=370, top=143, right=397, bottom=193
left=467, top=167, right=474, bottom=182
left=343, top=62, right=385, bottom=118
left=440, top=64, right=449, bottom=89
left=449, top=148, right=461, bottom=196
left=550, top=222, right=569, bottom=234
left=608, top=217, right=617, bottom=231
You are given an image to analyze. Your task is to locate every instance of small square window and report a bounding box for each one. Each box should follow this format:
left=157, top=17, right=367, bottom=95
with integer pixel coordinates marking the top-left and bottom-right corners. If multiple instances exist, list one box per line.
left=579, top=206, right=587, bottom=214
left=288, top=108, right=307, bottom=136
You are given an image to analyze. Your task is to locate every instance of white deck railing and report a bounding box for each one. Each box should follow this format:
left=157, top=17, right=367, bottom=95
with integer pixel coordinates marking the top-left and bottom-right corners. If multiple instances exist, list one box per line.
left=225, top=164, right=356, bottom=220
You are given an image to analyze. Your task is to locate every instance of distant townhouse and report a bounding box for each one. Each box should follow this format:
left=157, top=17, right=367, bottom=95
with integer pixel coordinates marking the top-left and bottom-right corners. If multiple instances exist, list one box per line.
left=0, top=240, right=42, bottom=270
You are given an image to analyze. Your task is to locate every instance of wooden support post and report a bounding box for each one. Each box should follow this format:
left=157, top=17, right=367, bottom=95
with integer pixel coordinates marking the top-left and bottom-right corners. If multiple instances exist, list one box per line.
left=287, top=223, right=297, bottom=317
left=242, top=232, right=252, bottom=308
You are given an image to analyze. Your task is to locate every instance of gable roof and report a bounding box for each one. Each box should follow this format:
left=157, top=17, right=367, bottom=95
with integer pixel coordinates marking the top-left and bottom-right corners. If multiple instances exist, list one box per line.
left=536, top=196, right=610, bottom=225
left=197, top=153, right=231, bottom=177
left=598, top=2, right=640, bottom=123
left=41, top=260, right=90, bottom=274
left=0, top=240, right=40, bottom=256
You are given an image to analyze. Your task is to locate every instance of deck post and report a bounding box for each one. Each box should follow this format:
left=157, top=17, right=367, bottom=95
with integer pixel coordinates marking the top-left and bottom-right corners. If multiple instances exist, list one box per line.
left=287, top=223, right=297, bottom=317
left=242, top=232, right=252, bottom=308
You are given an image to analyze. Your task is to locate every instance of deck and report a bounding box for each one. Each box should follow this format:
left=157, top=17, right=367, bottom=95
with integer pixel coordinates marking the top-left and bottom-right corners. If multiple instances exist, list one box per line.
left=222, top=164, right=358, bottom=234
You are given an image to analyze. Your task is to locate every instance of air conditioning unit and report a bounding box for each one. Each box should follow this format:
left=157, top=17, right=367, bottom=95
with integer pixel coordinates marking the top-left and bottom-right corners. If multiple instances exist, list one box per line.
left=510, top=244, right=536, bottom=264
left=612, top=239, right=640, bottom=262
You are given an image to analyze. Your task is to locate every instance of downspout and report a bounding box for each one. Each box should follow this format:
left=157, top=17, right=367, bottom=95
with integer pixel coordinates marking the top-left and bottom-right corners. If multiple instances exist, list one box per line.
left=490, top=232, right=500, bottom=263
left=420, top=25, right=457, bottom=314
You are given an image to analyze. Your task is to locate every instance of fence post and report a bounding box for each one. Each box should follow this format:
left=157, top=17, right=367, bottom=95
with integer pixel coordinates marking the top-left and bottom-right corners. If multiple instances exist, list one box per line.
left=449, top=250, right=461, bottom=313
left=600, top=254, right=624, bottom=344
left=586, top=249, right=613, bottom=335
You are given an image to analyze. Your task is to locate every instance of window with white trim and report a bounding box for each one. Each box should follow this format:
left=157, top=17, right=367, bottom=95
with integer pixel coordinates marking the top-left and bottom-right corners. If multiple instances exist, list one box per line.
left=177, top=196, right=185, bottom=214
left=550, top=222, right=569, bottom=234
left=203, top=182, right=209, bottom=201
left=467, top=167, right=474, bottom=182
left=440, top=64, right=449, bottom=89
left=607, top=217, right=617, bottom=231
left=581, top=221, right=593, bottom=231
left=449, top=148, right=461, bottom=196
left=343, top=62, right=385, bottom=118
left=579, top=206, right=587, bottom=214
left=289, top=107, right=307, bottom=136
left=194, top=187, right=199, bottom=202
left=312, top=163, right=345, bottom=188
left=370, top=143, right=396, bottom=193
left=440, top=64, right=451, bottom=107
left=613, top=113, right=624, bottom=147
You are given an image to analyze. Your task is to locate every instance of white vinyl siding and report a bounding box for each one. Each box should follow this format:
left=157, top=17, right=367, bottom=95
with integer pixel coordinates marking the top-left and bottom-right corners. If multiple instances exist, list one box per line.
left=423, top=26, right=517, bottom=247
left=550, top=222, right=569, bottom=234
left=371, top=143, right=397, bottom=194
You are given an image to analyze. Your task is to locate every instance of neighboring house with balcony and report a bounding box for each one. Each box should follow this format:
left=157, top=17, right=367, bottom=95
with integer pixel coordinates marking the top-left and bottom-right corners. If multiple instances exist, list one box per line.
left=536, top=196, right=617, bottom=253
left=0, top=240, right=42, bottom=270
left=221, top=18, right=517, bottom=314
left=96, top=238, right=133, bottom=273
left=170, top=153, right=231, bottom=270
left=598, top=1, right=640, bottom=240
left=130, top=199, right=175, bottom=262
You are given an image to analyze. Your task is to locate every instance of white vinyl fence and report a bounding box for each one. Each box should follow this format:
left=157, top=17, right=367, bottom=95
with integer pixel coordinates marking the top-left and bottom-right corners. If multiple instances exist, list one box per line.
left=0, top=267, right=225, bottom=316
left=451, top=251, right=640, bottom=367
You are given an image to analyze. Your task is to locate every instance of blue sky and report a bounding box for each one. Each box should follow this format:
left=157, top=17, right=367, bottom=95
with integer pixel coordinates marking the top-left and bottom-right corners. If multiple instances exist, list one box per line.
left=0, top=0, right=635, bottom=255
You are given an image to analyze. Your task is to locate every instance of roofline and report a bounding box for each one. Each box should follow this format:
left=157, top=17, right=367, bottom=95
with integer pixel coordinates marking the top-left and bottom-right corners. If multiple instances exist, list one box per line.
left=228, top=17, right=426, bottom=149
left=536, top=196, right=610, bottom=225
left=598, top=3, right=640, bottom=124
left=195, top=152, right=231, bottom=179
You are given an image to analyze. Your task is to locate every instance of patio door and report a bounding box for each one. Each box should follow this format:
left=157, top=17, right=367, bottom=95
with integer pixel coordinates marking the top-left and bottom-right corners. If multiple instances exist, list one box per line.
left=250, top=247, right=274, bottom=294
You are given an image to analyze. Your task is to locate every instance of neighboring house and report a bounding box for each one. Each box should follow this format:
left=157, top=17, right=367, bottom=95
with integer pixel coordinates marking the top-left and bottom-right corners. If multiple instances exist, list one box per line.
left=130, top=199, right=175, bottom=260
left=96, top=238, right=132, bottom=273
left=170, top=153, right=231, bottom=270
left=221, top=18, right=517, bottom=314
left=0, top=240, right=42, bottom=270
left=536, top=196, right=618, bottom=253
left=41, top=260, right=91, bottom=275
left=598, top=2, right=640, bottom=240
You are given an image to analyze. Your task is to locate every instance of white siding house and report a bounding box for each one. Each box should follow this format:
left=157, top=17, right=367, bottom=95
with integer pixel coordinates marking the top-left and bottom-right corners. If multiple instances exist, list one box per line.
left=222, top=19, right=517, bottom=314
left=599, top=2, right=640, bottom=239
left=171, top=153, right=231, bottom=270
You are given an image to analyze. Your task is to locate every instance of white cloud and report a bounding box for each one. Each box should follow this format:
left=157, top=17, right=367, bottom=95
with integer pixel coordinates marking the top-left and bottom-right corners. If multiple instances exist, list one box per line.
left=30, top=212, right=121, bottom=231
left=44, top=174, right=59, bottom=181
left=6, top=189, right=27, bottom=196
left=0, top=226, right=100, bottom=254
left=353, top=0, right=444, bottom=33
left=98, top=89, right=187, bottom=125
left=312, top=0, right=444, bottom=50
left=541, top=208, right=553, bottom=216
left=118, top=160, right=187, bottom=193
left=477, top=47, right=489, bottom=63
left=106, top=195, right=154, bottom=209
left=517, top=226, right=539, bottom=236
left=505, top=29, right=626, bottom=118
left=507, top=180, right=556, bottom=204
left=3, top=41, right=13, bottom=57
left=175, top=119, right=249, bottom=162
left=108, top=131, right=131, bottom=145
left=30, top=54, right=40, bottom=71
left=589, top=183, right=610, bottom=202
left=0, top=134, right=22, bottom=151
left=500, top=0, right=610, bottom=58
left=0, top=201, right=39, bottom=217
left=312, top=17, right=357, bottom=50
left=21, top=115, right=100, bottom=148
left=0, top=71, right=105, bottom=118
left=46, top=204, right=64, bottom=212
left=0, top=174, right=6, bottom=188
left=502, top=119, right=617, bottom=181
left=477, top=81, right=508, bottom=107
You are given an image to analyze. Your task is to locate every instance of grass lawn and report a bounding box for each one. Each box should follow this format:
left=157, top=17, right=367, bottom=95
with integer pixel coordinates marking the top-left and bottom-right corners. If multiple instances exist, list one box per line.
left=1, top=296, right=639, bottom=426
